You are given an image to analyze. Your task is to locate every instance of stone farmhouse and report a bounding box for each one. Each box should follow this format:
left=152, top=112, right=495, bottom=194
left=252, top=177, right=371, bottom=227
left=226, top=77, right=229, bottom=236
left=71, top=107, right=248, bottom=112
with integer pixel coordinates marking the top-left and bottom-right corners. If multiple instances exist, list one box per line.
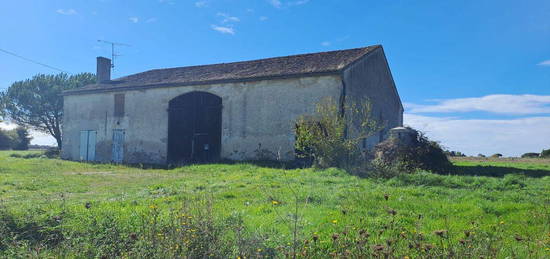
left=61, top=45, right=403, bottom=164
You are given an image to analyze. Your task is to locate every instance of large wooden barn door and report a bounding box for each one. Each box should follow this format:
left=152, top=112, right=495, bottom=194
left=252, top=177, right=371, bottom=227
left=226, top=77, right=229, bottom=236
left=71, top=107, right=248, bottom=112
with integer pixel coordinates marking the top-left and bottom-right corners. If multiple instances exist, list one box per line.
left=168, top=92, right=222, bottom=164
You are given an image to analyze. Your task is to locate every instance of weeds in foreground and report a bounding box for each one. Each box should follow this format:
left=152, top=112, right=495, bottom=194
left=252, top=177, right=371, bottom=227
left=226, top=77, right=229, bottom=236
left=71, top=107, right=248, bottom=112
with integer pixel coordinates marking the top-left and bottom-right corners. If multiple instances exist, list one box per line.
left=1, top=193, right=548, bottom=258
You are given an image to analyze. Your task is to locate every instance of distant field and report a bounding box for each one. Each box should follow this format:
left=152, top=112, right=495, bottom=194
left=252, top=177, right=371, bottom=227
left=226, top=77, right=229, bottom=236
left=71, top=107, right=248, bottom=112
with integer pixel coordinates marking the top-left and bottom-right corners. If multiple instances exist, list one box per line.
left=452, top=156, right=550, bottom=166
left=0, top=151, right=549, bottom=258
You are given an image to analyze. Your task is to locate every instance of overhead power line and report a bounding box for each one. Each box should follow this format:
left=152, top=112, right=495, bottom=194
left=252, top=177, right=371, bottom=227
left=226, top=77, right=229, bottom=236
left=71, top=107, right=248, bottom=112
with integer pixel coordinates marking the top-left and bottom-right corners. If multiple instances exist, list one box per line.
left=0, top=48, right=69, bottom=73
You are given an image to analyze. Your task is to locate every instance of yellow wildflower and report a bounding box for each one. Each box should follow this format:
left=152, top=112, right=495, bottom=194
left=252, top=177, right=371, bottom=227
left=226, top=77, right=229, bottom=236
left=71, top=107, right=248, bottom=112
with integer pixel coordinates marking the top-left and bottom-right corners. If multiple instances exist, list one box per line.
left=332, top=220, right=338, bottom=224
left=272, top=200, right=279, bottom=205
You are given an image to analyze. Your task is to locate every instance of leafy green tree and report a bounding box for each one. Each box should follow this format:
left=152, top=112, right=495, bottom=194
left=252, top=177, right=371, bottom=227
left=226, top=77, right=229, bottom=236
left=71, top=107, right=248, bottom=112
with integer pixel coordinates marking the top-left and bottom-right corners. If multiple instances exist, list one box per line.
left=12, top=127, right=32, bottom=150
left=0, top=73, right=95, bottom=148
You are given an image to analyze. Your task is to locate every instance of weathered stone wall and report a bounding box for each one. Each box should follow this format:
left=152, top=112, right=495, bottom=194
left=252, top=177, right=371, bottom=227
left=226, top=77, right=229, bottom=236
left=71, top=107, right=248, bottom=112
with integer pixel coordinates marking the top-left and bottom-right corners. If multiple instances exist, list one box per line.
left=342, top=47, right=404, bottom=149
left=62, top=75, right=343, bottom=164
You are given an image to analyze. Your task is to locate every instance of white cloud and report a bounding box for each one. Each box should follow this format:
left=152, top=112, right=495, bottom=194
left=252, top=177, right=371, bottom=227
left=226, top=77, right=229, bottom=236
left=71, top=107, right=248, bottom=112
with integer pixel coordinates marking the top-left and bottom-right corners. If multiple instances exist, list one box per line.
left=211, top=25, right=235, bottom=35
left=195, top=1, right=208, bottom=8
left=538, top=60, right=550, bottom=66
left=217, top=12, right=240, bottom=24
left=405, top=94, right=550, bottom=115
left=145, top=17, right=158, bottom=23
left=321, top=41, right=331, bottom=47
left=129, top=17, right=139, bottom=23
left=268, top=0, right=282, bottom=8
left=289, top=0, right=310, bottom=6
left=268, top=0, right=310, bottom=8
left=404, top=114, right=550, bottom=157
left=259, top=16, right=269, bottom=21
left=159, top=0, right=175, bottom=4
left=56, top=9, right=77, bottom=15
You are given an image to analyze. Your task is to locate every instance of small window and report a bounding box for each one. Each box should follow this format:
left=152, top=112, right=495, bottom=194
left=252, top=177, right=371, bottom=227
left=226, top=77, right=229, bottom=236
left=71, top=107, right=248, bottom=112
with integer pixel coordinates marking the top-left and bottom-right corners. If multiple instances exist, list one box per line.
left=114, top=94, right=125, bottom=117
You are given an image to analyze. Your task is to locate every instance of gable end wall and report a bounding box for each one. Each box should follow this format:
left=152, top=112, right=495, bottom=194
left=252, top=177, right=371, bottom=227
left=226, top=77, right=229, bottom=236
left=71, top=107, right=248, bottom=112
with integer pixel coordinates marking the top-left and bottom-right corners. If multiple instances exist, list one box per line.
left=342, top=47, right=404, bottom=148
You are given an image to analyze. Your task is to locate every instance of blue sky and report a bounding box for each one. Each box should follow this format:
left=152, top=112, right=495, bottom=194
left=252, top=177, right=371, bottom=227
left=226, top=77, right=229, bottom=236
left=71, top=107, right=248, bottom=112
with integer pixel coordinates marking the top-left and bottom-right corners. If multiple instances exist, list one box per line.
left=1, top=0, right=549, bottom=156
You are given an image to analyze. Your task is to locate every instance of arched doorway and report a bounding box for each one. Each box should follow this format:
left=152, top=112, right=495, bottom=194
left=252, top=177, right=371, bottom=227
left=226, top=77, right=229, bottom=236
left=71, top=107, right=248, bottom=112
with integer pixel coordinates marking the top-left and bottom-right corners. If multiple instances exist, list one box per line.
left=168, top=91, right=222, bottom=163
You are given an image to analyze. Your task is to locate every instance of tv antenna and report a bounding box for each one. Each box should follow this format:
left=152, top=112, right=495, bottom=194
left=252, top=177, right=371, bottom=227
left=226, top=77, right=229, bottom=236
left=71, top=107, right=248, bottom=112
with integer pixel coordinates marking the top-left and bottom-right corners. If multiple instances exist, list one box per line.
left=97, top=40, right=131, bottom=70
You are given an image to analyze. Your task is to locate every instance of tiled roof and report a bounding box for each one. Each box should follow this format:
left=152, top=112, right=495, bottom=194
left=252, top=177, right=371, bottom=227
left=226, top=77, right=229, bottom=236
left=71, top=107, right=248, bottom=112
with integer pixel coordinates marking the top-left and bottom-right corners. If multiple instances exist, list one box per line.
left=65, top=45, right=380, bottom=95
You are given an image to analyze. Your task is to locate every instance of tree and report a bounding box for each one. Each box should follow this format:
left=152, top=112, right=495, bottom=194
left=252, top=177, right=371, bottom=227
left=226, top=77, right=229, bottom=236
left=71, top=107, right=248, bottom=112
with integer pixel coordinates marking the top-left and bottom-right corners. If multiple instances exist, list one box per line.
left=0, top=73, right=95, bottom=149
left=0, top=129, right=14, bottom=150
left=12, top=127, right=32, bottom=150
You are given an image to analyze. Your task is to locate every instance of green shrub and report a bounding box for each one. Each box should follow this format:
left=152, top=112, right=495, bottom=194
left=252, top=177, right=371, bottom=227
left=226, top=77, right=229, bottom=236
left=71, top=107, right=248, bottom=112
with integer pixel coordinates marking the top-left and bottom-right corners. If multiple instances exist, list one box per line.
left=540, top=149, right=550, bottom=158
left=374, top=130, right=452, bottom=175
left=521, top=152, right=539, bottom=158
left=44, top=148, right=60, bottom=158
left=294, top=97, right=380, bottom=175
left=490, top=153, right=503, bottom=158
left=444, top=150, right=466, bottom=157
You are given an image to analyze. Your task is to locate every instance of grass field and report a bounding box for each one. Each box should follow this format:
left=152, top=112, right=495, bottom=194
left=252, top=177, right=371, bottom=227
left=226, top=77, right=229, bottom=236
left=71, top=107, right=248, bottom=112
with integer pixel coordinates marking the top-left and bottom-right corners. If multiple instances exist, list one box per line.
left=0, top=151, right=549, bottom=258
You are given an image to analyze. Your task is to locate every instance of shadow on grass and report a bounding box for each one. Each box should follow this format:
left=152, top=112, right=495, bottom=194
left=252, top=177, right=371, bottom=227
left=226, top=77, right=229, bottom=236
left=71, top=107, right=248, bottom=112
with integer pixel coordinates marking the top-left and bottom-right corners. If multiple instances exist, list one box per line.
left=120, top=159, right=306, bottom=170
left=449, top=165, right=550, bottom=178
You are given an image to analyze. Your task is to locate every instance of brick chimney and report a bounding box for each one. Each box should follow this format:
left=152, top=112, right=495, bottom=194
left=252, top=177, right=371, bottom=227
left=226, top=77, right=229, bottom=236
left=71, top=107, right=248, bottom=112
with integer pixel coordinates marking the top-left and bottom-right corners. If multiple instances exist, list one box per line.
left=96, top=57, right=111, bottom=83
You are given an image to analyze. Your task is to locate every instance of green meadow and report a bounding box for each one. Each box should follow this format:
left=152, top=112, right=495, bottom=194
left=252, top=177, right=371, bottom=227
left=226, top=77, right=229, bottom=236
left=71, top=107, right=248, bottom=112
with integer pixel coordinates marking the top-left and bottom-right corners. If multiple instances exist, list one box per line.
left=0, top=151, right=549, bottom=258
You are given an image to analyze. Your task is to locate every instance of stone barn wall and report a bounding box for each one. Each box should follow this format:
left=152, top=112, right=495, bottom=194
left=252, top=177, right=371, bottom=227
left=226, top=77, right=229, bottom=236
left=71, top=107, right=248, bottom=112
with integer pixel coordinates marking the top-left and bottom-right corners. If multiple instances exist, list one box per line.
left=62, top=75, right=343, bottom=164
left=342, top=47, right=404, bottom=149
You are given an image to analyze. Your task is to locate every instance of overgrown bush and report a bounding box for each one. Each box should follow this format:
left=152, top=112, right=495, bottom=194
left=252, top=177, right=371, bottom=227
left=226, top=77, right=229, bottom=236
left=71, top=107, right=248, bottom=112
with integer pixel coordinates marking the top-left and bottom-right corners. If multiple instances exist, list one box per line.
left=294, top=97, right=380, bottom=175
left=540, top=149, right=550, bottom=158
left=374, top=130, right=452, bottom=175
left=490, top=153, right=503, bottom=158
left=44, top=148, right=60, bottom=158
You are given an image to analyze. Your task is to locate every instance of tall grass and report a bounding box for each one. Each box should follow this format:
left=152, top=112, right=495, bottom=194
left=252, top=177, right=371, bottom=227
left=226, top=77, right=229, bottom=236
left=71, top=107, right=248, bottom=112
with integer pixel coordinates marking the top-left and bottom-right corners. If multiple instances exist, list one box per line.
left=1, top=193, right=548, bottom=258
left=0, top=151, right=549, bottom=258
